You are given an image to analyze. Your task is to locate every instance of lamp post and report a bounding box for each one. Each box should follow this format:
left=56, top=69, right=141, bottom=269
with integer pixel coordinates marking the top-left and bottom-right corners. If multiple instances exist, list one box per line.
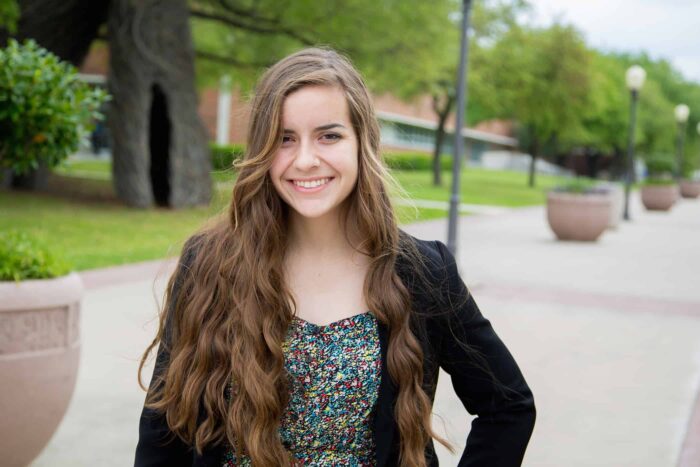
left=623, top=65, right=646, bottom=221
left=447, top=0, right=473, bottom=255
left=674, top=104, right=690, bottom=181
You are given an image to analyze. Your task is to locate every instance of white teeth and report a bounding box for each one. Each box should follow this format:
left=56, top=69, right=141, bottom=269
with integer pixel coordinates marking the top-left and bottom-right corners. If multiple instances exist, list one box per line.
left=293, top=178, right=330, bottom=188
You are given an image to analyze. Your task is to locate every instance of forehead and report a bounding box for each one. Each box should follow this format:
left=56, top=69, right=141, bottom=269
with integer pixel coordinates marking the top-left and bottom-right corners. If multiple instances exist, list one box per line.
left=281, top=85, right=351, bottom=128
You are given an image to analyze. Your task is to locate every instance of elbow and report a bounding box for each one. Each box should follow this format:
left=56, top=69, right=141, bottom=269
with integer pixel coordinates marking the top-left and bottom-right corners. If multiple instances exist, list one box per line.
left=500, top=386, right=537, bottom=436
left=514, top=389, right=536, bottom=439
left=523, top=393, right=536, bottom=433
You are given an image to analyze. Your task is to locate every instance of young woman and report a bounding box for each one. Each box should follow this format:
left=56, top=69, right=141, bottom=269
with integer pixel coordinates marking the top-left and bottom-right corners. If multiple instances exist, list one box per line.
left=135, top=48, right=535, bottom=467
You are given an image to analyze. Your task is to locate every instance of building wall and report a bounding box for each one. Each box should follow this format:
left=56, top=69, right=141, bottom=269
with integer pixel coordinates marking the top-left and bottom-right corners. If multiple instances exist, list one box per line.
left=77, top=45, right=513, bottom=155
left=80, top=43, right=110, bottom=75
left=198, top=87, right=250, bottom=144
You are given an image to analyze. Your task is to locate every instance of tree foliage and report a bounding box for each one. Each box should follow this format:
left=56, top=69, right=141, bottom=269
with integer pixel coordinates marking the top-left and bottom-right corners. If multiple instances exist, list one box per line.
left=0, top=0, right=18, bottom=33
left=189, top=0, right=458, bottom=95
left=468, top=8, right=700, bottom=181
left=473, top=23, right=591, bottom=185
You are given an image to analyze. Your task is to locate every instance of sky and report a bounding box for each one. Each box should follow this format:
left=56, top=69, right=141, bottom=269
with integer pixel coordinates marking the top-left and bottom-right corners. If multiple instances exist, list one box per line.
left=525, top=0, right=700, bottom=83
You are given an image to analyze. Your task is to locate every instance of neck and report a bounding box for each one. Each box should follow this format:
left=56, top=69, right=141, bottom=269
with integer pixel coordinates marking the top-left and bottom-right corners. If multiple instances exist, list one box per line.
left=286, top=210, right=356, bottom=259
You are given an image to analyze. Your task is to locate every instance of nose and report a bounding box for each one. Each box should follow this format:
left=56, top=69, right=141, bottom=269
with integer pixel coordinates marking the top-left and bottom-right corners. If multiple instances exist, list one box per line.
left=293, top=139, right=320, bottom=171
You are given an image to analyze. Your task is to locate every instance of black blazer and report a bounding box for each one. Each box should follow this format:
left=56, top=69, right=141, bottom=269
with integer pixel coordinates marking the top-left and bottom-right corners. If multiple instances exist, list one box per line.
left=135, top=233, right=536, bottom=466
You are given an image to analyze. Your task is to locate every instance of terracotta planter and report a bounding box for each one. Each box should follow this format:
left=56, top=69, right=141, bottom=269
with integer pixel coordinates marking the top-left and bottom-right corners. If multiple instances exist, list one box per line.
left=641, top=184, right=679, bottom=211
left=679, top=180, right=700, bottom=199
left=0, top=273, right=83, bottom=467
left=547, top=191, right=612, bottom=242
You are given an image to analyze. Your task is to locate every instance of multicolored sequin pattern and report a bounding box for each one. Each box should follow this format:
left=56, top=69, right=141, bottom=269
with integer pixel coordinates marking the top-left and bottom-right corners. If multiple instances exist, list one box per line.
left=222, top=311, right=381, bottom=466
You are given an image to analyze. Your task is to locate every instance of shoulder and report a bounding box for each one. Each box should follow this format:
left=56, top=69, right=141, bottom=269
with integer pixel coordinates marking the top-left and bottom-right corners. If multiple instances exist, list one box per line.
left=396, top=230, right=459, bottom=299
left=397, top=230, right=451, bottom=277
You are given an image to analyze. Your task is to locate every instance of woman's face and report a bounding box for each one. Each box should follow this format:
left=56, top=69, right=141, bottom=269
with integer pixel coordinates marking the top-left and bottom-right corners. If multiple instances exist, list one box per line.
left=269, top=85, right=359, bottom=221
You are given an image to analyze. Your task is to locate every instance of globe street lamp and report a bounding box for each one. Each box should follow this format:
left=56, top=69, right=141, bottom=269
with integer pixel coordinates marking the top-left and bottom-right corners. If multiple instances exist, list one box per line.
left=623, top=65, right=646, bottom=221
left=674, top=104, right=690, bottom=180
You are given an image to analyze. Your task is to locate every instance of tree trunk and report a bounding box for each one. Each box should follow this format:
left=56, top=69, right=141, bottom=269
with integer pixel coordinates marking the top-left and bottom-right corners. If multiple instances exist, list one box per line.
left=11, top=161, right=50, bottom=190
left=8, top=0, right=210, bottom=208
left=108, top=0, right=210, bottom=208
left=528, top=138, right=539, bottom=188
left=431, top=92, right=454, bottom=187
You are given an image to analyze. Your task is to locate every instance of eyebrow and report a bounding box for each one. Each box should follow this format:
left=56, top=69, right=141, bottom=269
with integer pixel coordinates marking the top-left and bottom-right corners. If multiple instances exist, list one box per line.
left=282, top=123, right=347, bottom=133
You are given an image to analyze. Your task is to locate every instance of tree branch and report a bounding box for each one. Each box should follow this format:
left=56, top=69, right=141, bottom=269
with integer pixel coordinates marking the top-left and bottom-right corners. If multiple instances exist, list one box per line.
left=189, top=7, right=314, bottom=46
left=194, top=49, right=271, bottom=68
left=217, top=0, right=278, bottom=25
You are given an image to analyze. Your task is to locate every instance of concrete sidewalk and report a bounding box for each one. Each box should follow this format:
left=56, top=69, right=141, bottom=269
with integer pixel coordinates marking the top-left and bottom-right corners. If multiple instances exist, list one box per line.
left=32, top=194, right=700, bottom=467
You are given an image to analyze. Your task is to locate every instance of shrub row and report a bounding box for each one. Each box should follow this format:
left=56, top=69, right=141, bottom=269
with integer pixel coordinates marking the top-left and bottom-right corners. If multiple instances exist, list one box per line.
left=209, top=146, right=451, bottom=172
left=382, top=152, right=452, bottom=171
left=210, top=143, right=245, bottom=171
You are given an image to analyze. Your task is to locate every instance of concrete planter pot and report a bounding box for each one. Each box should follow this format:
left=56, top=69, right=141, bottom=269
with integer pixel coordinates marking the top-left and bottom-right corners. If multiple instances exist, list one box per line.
left=546, top=191, right=612, bottom=242
left=641, top=184, right=679, bottom=211
left=0, top=273, right=83, bottom=467
left=679, top=180, right=700, bottom=199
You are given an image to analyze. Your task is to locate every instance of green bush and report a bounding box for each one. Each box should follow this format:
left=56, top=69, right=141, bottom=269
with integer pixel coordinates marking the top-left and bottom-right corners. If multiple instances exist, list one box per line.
left=210, top=143, right=245, bottom=170
left=0, top=39, right=109, bottom=174
left=551, top=177, right=600, bottom=194
left=0, top=230, right=71, bottom=281
left=0, top=0, right=19, bottom=34
left=643, top=178, right=678, bottom=186
left=383, top=152, right=452, bottom=171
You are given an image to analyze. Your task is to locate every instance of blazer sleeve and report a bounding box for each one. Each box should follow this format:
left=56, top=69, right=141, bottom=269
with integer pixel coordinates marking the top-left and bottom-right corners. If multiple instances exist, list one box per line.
left=134, top=241, right=198, bottom=467
left=433, top=240, right=536, bottom=467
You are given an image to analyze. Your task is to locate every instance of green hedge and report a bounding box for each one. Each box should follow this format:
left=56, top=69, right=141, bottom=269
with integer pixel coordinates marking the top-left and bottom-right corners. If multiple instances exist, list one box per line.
left=383, top=152, right=452, bottom=171
left=551, top=177, right=599, bottom=194
left=210, top=143, right=245, bottom=170
left=0, top=231, right=71, bottom=281
left=209, top=147, right=453, bottom=172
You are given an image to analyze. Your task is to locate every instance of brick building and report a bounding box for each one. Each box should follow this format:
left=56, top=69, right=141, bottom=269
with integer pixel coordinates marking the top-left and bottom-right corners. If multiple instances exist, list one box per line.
left=79, top=44, right=516, bottom=161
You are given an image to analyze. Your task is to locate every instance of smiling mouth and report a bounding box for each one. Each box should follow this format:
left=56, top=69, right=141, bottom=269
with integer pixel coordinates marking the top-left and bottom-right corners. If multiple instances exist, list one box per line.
left=290, top=177, right=333, bottom=189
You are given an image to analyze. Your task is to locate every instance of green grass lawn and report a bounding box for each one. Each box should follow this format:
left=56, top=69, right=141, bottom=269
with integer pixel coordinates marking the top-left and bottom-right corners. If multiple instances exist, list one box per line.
left=391, top=169, right=567, bottom=207
left=0, top=186, right=446, bottom=271
left=57, top=158, right=567, bottom=206
left=2, top=158, right=565, bottom=271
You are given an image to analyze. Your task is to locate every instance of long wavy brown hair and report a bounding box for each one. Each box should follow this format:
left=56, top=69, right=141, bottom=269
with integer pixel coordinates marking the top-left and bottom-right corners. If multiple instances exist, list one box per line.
left=139, top=47, right=453, bottom=466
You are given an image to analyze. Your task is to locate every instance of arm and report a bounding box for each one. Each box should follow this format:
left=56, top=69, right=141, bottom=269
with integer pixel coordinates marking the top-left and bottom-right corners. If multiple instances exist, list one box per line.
left=134, top=241, right=198, bottom=467
left=434, top=241, right=535, bottom=467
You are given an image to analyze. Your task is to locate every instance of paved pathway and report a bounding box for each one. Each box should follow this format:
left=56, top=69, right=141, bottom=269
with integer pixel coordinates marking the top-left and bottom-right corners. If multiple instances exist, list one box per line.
left=31, top=194, right=700, bottom=467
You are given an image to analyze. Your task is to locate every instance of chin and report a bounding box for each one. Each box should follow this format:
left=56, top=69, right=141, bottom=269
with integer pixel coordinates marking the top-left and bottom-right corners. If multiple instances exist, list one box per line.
left=289, top=203, right=339, bottom=220
left=293, top=209, right=334, bottom=219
